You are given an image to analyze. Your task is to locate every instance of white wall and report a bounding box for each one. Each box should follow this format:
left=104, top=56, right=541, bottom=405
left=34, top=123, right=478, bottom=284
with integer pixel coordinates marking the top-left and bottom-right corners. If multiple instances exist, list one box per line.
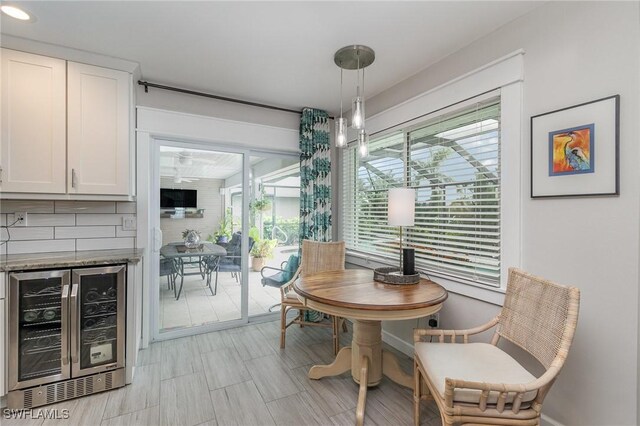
left=136, top=86, right=300, bottom=131
left=348, top=2, right=639, bottom=425
left=159, top=177, right=224, bottom=245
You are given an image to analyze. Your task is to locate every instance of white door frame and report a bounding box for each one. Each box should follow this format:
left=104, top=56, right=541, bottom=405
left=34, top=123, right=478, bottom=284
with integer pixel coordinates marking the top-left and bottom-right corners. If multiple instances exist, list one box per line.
left=136, top=107, right=299, bottom=346
left=141, top=136, right=300, bottom=343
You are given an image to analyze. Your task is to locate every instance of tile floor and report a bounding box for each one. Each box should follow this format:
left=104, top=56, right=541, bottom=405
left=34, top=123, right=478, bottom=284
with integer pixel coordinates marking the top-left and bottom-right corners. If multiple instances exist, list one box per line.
left=160, top=247, right=294, bottom=331
left=159, top=270, right=281, bottom=330
left=4, top=320, right=443, bottom=426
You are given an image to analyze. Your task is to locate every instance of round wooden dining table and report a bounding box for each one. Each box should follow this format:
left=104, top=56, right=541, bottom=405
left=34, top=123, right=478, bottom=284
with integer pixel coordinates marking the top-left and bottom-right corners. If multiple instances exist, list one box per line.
left=294, top=269, right=447, bottom=425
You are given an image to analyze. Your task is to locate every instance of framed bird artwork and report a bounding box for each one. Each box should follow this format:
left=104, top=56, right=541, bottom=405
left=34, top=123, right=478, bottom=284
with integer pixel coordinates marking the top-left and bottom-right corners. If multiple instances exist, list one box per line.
left=531, top=95, right=619, bottom=198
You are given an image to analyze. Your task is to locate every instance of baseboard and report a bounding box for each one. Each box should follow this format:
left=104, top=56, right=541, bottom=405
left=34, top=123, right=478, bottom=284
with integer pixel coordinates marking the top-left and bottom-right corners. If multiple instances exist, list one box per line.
left=381, top=329, right=414, bottom=358
left=540, top=414, right=565, bottom=426
left=380, top=329, right=566, bottom=426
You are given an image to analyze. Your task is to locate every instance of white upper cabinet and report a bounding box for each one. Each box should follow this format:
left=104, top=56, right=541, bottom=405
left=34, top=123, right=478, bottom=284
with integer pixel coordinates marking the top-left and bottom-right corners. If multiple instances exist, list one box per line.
left=0, top=49, right=67, bottom=193
left=67, top=62, right=131, bottom=195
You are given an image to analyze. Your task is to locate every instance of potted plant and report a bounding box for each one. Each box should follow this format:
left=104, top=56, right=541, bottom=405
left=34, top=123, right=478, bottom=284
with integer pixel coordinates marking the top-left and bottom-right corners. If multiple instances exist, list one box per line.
left=182, top=229, right=201, bottom=248
left=213, top=208, right=233, bottom=244
left=250, top=239, right=277, bottom=271
left=250, top=194, right=271, bottom=213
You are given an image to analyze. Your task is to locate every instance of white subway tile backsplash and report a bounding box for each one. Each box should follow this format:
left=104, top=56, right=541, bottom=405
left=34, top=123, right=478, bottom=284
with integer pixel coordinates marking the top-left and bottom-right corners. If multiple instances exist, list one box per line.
left=55, top=226, right=115, bottom=239
left=0, top=200, right=55, bottom=214
left=116, top=202, right=136, bottom=214
left=8, top=213, right=76, bottom=227
left=55, top=201, right=116, bottom=214
left=116, top=226, right=136, bottom=238
left=76, top=237, right=135, bottom=251
left=1, top=227, right=54, bottom=241
left=1, top=200, right=136, bottom=255
left=76, top=214, right=134, bottom=226
left=8, top=239, right=75, bottom=254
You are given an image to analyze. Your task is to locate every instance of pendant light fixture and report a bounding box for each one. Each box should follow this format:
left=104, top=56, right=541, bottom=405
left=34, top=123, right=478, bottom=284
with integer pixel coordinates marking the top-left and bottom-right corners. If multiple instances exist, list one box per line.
left=334, top=45, right=375, bottom=156
left=335, top=66, right=347, bottom=148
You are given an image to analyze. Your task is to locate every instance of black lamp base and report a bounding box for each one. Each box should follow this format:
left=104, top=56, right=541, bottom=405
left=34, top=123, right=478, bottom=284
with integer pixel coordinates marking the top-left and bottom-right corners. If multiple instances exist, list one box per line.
left=403, top=248, right=415, bottom=275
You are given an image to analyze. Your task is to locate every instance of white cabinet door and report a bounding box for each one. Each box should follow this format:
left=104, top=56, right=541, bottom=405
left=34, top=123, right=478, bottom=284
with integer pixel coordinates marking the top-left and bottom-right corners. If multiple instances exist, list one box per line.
left=67, top=62, right=130, bottom=195
left=0, top=49, right=67, bottom=193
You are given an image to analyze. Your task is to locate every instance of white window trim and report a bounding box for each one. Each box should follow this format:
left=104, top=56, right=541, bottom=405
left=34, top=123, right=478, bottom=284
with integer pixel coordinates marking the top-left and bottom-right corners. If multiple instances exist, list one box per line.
left=340, top=50, right=524, bottom=305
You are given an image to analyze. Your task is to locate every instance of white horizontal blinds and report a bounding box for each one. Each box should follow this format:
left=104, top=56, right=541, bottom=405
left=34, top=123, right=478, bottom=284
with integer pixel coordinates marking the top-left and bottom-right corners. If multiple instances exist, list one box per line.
left=342, top=132, right=405, bottom=257
left=408, top=97, right=501, bottom=286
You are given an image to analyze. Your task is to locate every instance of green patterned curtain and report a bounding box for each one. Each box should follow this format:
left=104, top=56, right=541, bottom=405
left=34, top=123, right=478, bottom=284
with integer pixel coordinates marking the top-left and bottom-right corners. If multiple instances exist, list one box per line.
left=299, top=108, right=331, bottom=323
left=299, top=108, right=332, bottom=242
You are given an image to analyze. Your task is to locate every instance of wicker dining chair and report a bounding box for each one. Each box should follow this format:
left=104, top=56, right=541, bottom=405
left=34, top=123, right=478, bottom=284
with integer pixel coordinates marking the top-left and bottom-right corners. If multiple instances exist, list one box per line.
left=413, top=268, right=580, bottom=426
left=279, top=240, right=348, bottom=355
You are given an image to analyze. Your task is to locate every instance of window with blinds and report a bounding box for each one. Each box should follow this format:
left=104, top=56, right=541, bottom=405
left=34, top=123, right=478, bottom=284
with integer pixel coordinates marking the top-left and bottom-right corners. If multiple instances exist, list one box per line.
left=342, top=97, right=501, bottom=286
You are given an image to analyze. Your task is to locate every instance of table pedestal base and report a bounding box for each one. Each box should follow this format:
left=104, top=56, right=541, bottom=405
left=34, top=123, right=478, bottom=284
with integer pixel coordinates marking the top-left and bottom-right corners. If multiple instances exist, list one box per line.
left=308, top=319, right=413, bottom=425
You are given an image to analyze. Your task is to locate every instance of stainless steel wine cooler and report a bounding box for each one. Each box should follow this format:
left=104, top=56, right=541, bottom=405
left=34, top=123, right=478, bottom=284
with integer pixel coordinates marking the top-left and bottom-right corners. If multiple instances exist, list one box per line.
left=7, top=265, right=127, bottom=409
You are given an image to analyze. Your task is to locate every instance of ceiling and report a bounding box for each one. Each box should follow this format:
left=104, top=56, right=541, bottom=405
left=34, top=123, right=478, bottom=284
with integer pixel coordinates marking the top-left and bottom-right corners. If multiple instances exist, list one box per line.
left=160, top=147, right=247, bottom=180
left=1, top=1, right=541, bottom=114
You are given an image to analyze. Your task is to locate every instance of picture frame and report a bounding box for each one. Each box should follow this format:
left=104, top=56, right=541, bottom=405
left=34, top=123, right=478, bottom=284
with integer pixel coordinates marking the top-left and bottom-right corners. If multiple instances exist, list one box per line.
left=531, top=95, right=619, bottom=198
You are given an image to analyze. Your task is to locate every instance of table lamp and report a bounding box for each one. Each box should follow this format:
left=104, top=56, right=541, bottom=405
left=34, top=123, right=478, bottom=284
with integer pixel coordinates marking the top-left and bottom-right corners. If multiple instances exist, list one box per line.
left=388, top=187, right=416, bottom=275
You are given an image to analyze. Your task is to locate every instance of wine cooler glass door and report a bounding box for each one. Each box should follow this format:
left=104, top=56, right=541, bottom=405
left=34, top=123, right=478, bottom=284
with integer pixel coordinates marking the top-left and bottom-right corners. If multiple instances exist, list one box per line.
left=8, top=270, right=71, bottom=390
left=71, top=265, right=125, bottom=377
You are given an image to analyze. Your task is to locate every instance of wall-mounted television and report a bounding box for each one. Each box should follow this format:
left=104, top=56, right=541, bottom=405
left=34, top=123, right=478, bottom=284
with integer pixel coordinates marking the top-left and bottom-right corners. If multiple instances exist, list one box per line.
left=160, top=188, right=197, bottom=209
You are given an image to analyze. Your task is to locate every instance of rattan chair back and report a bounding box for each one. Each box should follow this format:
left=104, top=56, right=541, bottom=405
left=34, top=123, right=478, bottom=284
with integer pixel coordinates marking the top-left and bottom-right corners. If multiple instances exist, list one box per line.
left=300, top=240, right=346, bottom=277
left=497, top=268, right=580, bottom=369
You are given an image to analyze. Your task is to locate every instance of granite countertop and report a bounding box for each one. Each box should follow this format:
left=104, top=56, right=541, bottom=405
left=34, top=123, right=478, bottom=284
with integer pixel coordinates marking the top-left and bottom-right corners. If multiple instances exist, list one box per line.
left=0, top=248, right=144, bottom=272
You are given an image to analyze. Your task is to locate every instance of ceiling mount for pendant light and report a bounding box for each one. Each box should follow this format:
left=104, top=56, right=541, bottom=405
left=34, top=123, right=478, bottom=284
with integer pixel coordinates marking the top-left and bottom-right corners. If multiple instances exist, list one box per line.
left=334, top=45, right=375, bottom=156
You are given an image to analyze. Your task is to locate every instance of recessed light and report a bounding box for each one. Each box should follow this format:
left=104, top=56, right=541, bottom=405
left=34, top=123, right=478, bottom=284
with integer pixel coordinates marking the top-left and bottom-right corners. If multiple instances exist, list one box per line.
left=1, top=5, right=31, bottom=21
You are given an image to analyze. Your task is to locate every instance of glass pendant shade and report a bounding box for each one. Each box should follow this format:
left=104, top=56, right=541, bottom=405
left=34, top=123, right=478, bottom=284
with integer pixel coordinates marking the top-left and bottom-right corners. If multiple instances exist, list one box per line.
left=335, top=117, right=347, bottom=148
left=357, top=129, right=369, bottom=157
left=352, top=95, right=365, bottom=130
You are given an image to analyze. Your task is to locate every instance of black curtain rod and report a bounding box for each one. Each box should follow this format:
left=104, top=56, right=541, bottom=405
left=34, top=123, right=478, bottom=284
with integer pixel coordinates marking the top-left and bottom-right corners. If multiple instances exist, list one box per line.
left=138, top=80, right=334, bottom=119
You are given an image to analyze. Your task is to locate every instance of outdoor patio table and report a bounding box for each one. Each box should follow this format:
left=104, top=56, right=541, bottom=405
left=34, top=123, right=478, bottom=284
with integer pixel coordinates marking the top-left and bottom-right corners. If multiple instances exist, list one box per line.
left=160, top=242, right=227, bottom=300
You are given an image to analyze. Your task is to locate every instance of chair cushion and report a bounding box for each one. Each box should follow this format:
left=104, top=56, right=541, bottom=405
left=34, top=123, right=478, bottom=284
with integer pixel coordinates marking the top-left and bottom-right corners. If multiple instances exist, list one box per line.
left=282, top=254, right=300, bottom=282
left=283, top=292, right=303, bottom=306
left=415, top=342, right=537, bottom=405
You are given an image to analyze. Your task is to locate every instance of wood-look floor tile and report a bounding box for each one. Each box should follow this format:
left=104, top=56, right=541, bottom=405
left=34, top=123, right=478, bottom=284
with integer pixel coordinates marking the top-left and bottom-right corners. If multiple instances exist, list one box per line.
left=103, top=364, right=160, bottom=419
left=329, top=407, right=380, bottom=426
left=201, top=347, right=251, bottom=390
left=161, top=337, right=204, bottom=380
left=266, top=392, right=329, bottom=425
left=290, top=365, right=358, bottom=417
left=136, top=343, right=162, bottom=366
left=43, top=391, right=109, bottom=426
left=159, top=373, right=215, bottom=426
left=195, top=329, right=235, bottom=353
left=1, top=413, right=45, bottom=426
left=210, top=380, right=274, bottom=426
left=100, top=406, right=159, bottom=426
left=230, top=328, right=275, bottom=361
left=245, top=354, right=304, bottom=402
left=195, top=420, right=217, bottom=426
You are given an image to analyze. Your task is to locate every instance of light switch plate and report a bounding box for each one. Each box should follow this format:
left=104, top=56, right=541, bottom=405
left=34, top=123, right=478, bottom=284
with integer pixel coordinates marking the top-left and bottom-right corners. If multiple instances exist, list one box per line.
left=122, top=217, right=136, bottom=231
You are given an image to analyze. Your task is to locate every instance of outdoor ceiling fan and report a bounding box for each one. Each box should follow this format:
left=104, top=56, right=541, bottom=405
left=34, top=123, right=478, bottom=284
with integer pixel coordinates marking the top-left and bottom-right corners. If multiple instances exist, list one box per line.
left=172, top=167, right=199, bottom=184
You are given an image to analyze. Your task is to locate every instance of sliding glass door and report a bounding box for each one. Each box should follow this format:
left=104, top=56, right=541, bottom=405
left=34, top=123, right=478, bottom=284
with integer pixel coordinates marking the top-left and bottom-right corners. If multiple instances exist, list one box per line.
left=151, top=141, right=299, bottom=340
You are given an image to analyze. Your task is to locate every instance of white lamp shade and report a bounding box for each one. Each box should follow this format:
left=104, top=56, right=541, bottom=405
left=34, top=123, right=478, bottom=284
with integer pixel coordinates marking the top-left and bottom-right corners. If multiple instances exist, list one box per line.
left=388, top=188, right=415, bottom=226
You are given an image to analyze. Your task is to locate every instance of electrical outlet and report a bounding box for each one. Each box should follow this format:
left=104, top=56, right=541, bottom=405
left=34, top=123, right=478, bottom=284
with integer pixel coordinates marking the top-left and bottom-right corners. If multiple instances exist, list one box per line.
left=14, top=212, right=27, bottom=227
left=122, top=216, right=136, bottom=231
left=426, top=313, right=439, bottom=328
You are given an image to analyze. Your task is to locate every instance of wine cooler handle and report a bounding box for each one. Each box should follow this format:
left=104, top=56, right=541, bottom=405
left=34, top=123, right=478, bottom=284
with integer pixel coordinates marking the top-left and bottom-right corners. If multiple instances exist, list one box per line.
left=70, top=283, right=79, bottom=365
left=61, top=284, right=70, bottom=366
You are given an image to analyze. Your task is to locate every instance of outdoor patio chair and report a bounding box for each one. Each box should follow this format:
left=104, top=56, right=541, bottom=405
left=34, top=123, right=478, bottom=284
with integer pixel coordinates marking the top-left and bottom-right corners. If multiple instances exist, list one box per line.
left=279, top=240, right=348, bottom=355
left=413, top=268, right=580, bottom=426
left=159, top=256, right=177, bottom=294
left=260, top=253, right=300, bottom=312
left=204, top=232, right=254, bottom=296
